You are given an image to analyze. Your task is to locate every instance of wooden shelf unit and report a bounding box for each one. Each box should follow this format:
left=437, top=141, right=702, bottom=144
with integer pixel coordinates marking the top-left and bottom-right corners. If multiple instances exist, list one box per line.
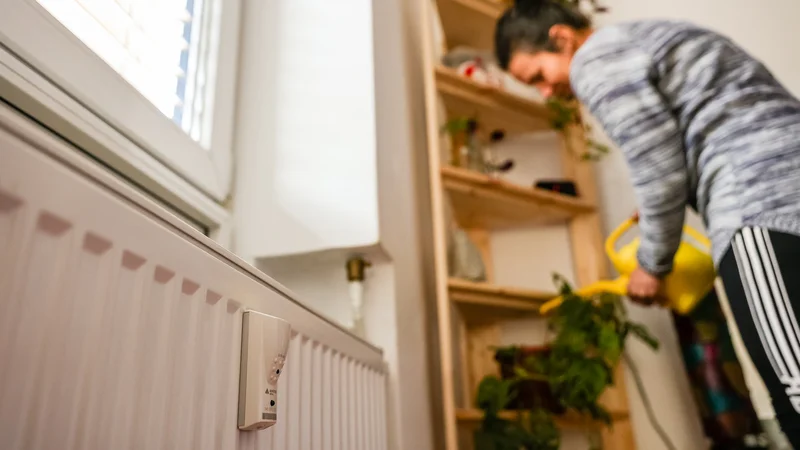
left=442, top=165, right=594, bottom=229
left=420, top=0, right=635, bottom=448
left=436, top=66, right=553, bottom=135
left=455, top=408, right=630, bottom=431
left=436, top=0, right=507, bottom=51
left=448, top=278, right=552, bottom=324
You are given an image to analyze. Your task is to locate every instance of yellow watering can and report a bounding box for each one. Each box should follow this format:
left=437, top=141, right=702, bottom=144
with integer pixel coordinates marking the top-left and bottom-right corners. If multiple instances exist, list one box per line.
left=540, top=218, right=716, bottom=315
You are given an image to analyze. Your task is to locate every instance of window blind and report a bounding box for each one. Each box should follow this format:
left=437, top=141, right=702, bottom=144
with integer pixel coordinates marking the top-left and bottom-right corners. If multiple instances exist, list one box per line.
left=37, top=0, right=200, bottom=128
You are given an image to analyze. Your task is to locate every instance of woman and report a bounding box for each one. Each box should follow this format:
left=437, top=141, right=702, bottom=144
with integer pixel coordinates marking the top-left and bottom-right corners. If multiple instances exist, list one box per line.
left=494, top=0, right=800, bottom=445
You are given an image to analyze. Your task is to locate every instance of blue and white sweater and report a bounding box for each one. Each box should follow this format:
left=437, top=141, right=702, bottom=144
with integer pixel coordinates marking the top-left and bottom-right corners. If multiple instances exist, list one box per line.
left=570, top=19, right=800, bottom=276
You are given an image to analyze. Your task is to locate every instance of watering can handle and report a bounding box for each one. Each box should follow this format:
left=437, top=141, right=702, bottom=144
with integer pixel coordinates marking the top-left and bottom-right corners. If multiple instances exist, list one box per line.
left=683, top=224, right=711, bottom=249
left=605, top=218, right=712, bottom=267
left=605, top=218, right=636, bottom=269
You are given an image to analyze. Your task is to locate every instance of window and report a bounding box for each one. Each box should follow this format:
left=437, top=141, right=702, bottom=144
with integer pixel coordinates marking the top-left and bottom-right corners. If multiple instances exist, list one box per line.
left=0, top=0, right=240, bottom=205
left=37, top=0, right=196, bottom=132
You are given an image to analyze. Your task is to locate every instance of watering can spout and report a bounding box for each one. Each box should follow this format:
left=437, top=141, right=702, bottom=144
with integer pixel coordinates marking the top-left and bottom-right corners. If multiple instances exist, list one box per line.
left=540, top=219, right=716, bottom=316
left=540, top=278, right=627, bottom=315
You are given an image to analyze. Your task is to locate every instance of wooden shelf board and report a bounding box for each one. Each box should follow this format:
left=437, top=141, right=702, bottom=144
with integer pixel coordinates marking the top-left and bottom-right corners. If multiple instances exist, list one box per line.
left=435, top=66, right=552, bottom=135
left=441, top=166, right=594, bottom=229
left=449, top=278, right=553, bottom=322
left=436, top=0, right=507, bottom=51
left=455, top=408, right=629, bottom=431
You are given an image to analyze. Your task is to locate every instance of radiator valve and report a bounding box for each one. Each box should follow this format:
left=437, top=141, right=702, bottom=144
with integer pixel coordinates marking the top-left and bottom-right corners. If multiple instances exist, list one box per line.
left=346, top=256, right=371, bottom=337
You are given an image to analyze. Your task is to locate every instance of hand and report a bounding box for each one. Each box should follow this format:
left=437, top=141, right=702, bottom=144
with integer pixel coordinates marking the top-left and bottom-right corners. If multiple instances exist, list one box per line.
left=627, top=267, right=663, bottom=306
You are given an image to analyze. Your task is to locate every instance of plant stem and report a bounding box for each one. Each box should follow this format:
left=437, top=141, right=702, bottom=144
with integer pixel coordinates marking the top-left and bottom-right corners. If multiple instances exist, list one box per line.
left=623, top=351, right=677, bottom=450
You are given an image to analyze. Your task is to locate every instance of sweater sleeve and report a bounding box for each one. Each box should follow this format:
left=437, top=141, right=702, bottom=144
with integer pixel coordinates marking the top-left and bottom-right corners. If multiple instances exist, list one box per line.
left=570, top=29, right=688, bottom=277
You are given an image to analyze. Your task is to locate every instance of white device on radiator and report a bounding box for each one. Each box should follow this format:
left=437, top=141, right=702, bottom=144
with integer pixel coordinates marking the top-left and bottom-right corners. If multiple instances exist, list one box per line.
left=238, top=310, right=292, bottom=431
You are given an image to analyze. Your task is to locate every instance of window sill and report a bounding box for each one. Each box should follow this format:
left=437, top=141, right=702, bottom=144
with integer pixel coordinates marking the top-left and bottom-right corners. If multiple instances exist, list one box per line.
left=0, top=45, right=229, bottom=232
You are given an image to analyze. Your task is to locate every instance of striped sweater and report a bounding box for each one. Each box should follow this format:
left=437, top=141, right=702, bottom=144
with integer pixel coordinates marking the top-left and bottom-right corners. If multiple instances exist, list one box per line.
left=570, top=19, right=800, bottom=275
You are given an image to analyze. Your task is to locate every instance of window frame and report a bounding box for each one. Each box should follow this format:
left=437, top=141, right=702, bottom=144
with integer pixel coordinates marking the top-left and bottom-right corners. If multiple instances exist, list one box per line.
left=0, top=0, right=241, bottom=203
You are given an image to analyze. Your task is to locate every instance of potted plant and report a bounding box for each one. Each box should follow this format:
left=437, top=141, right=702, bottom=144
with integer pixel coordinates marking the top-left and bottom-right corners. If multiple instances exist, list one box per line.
left=474, top=275, right=659, bottom=449
left=474, top=376, right=561, bottom=450
left=494, top=345, right=564, bottom=413
left=547, top=98, right=611, bottom=162
left=441, top=117, right=515, bottom=175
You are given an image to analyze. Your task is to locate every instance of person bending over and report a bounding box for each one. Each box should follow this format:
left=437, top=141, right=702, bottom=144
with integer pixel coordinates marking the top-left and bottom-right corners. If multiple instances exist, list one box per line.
left=494, top=0, right=800, bottom=445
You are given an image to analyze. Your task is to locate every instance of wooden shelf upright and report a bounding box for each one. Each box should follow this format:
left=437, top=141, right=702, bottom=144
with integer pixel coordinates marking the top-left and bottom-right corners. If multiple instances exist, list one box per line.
left=419, top=0, right=637, bottom=449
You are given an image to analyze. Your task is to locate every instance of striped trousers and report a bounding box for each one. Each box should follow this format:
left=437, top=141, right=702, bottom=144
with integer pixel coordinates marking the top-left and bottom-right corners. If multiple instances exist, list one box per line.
left=721, top=226, right=800, bottom=449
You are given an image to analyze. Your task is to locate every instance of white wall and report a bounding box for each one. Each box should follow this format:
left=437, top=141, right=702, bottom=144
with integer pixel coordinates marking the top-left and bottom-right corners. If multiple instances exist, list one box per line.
left=372, top=0, right=439, bottom=447
left=234, top=0, right=438, bottom=449
left=489, top=133, right=577, bottom=290
left=232, top=0, right=380, bottom=262
left=599, top=0, right=800, bottom=95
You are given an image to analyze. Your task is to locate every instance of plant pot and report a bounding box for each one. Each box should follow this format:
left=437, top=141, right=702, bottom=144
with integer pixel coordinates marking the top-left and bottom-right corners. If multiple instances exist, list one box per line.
left=494, top=346, right=565, bottom=414
left=510, top=379, right=564, bottom=413
left=494, top=345, right=550, bottom=378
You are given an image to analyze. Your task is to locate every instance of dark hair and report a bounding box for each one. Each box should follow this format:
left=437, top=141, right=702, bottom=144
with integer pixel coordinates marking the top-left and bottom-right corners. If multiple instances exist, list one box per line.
left=495, top=0, right=592, bottom=70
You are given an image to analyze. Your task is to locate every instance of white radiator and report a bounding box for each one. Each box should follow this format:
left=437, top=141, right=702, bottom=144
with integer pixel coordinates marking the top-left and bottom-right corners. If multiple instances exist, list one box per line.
left=0, top=104, right=388, bottom=450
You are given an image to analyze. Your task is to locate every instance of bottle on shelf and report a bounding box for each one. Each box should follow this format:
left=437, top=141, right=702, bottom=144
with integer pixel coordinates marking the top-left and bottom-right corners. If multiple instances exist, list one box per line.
left=484, top=129, right=514, bottom=179
left=461, top=118, right=486, bottom=173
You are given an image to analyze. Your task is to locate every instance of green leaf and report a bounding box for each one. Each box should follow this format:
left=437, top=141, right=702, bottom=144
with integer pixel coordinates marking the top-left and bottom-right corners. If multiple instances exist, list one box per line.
left=440, top=117, right=472, bottom=135
left=552, top=273, right=573, bottom=295
left=527, top=409, right=561, bottom=450
left=546, top=97, right=578, bottom=131
left=475, top=427, right=525, bottom=450
left=476, top=271, right=658, bottom=448
left=493, top=346, right=520, bottom=365
left=597, top=300, right=617, bottom=321
left=557, top=328, right=589, bottom=354
left=598, top=322, right=622, bottom=363
left=589, top=403, right=613, bottom=425
left=587, top=138, right=610, bottom=154
left=476, top=376, right=515, bottom=415
left=628, top=322, right=660, bottom=350
left=514, top=366, right=532, bottom=379
left=473, top=430, right=497, bottom=450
